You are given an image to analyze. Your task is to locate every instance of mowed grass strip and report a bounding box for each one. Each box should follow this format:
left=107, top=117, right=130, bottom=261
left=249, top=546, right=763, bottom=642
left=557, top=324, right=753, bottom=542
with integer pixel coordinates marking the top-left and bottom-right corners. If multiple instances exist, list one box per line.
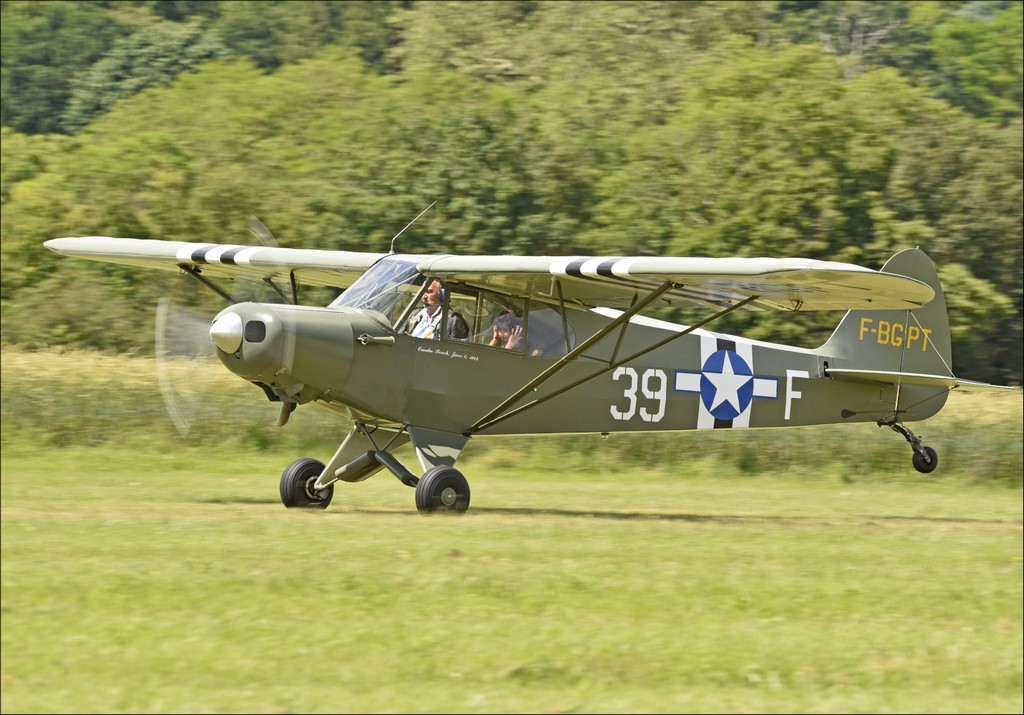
left=2, top=441, right=1021, bottom=714
left=2, top=349, right=1022, bottom=712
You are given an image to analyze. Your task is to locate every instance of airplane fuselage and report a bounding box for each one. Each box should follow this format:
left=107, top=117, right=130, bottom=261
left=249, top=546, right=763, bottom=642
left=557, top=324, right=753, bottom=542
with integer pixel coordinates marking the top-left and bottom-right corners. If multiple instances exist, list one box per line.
left=212, top=301, right=947, bottom=438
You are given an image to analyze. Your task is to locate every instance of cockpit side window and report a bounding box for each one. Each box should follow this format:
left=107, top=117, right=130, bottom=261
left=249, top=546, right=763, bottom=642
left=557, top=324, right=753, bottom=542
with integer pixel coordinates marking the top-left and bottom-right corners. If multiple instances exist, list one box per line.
left=526, top=305, right=575, bottom=357
left=445, top=286, right=576, bottom=357
left=447, top=288, right=522, bottom=349
left=400, top=279, right=472, bottom=341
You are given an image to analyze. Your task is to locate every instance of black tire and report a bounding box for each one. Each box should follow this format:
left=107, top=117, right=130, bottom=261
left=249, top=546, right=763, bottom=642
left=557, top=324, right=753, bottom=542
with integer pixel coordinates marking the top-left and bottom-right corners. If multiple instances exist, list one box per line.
left=912, top=446, right=939, bottom=474
left=415, top=465, right=470, bottom=515
left=280, top=457, right=334, bottom=509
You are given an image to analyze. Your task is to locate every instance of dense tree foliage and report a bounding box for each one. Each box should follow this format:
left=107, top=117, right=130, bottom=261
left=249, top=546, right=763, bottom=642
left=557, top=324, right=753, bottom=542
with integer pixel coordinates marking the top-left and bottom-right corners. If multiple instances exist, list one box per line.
left=1, top=1, right=132, bottom=133
left=1, top=0, right=1020, bottom=384
left=60, top=18, right=230, bottom=133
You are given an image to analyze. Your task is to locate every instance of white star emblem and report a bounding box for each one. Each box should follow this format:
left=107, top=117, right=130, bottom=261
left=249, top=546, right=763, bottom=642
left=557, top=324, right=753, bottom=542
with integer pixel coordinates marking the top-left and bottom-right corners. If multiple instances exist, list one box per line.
left=704, top=351, right=753, bottom=414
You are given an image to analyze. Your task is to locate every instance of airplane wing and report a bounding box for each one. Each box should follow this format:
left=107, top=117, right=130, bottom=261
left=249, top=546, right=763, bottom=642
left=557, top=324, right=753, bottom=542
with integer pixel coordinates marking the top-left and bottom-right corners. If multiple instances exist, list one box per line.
left=46, top=237, right=934, bottom=312
left=44, top=236, right=387, bottom=290
left=417, top=254, right=936, bottom=312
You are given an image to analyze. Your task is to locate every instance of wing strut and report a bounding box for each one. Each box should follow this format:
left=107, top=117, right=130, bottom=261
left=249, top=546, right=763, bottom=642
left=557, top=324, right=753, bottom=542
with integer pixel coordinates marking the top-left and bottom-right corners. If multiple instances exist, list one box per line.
left=465, top=281, right=676, bottom=435
left=178, top=263, right=237, bottom=303
left=262, top=275, right=297, bottom=305
left=467, top=294, right=759, bottom=435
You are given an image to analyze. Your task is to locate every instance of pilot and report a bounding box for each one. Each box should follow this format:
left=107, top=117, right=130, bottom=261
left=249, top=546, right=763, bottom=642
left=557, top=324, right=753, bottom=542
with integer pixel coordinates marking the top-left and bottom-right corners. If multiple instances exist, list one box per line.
left=404, top=280, right=469, bottom=340
left=489, top=312, right=542, bottom=356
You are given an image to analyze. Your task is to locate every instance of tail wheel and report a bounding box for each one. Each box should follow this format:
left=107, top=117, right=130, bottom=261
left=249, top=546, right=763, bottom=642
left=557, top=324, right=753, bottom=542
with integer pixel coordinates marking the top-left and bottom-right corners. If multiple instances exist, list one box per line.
left=912, top=446, right=939, bottom=474
left=280, top=457, right=334, bottom=509
left=415, top=466, right=470, bottom=515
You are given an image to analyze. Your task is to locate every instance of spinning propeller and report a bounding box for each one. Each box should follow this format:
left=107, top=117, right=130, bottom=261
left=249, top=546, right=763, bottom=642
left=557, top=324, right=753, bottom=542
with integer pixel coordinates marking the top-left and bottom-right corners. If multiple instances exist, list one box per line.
left=154, top=217, right=299, bottom=437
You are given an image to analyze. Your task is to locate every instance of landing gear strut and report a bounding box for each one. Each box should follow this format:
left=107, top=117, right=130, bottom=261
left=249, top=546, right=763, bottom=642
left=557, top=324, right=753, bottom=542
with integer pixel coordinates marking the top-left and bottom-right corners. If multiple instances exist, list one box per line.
left=279, top=424, right=472, bottom=514
left=879, top=418, right=939, bottom=474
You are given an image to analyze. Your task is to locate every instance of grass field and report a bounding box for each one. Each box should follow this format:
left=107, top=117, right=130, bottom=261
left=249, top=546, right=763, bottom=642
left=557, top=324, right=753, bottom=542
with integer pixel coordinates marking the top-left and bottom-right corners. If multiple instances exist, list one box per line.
left=1, top=350, right=1022, bottom=713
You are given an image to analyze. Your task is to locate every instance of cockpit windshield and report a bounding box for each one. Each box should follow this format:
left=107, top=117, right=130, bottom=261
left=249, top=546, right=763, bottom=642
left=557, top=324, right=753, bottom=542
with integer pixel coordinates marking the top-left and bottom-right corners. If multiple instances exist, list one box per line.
left=329, top=257, right=425, bottom=326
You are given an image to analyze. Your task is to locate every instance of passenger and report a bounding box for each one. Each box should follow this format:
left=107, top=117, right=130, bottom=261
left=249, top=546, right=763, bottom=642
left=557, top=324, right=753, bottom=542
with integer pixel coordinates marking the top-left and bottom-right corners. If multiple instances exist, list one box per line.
left=489, top=312, right=541, bottom=355
left=404, top=280, right=469, bottom=340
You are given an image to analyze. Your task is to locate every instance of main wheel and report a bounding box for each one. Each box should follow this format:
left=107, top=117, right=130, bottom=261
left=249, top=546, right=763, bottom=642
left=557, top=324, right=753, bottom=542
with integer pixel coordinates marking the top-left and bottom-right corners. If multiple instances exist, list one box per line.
left=912, top=445, right=939, bottom=474
left=280, top=457, right=334, bottom=509
left=415, top=465, right=470, bottom=515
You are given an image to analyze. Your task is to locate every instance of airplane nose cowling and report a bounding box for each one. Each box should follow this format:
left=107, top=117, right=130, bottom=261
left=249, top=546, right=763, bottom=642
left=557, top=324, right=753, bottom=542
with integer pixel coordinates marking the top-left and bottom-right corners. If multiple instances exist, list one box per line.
left=210, top=302, right=286, bottom=380
left=209, top=302, right=361, bottom=400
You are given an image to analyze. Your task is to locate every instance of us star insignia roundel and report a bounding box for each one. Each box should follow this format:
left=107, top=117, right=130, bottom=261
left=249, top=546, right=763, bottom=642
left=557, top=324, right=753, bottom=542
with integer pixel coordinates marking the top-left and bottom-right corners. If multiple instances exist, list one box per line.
left=700, top=349, right=754, bottom=421
left=674, top=336, right=778, bottom=428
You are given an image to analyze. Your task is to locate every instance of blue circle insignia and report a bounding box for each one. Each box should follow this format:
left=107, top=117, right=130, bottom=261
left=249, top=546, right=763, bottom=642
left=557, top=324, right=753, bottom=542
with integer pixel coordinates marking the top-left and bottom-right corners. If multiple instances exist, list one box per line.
left=699, top=349, right=754, bottom=421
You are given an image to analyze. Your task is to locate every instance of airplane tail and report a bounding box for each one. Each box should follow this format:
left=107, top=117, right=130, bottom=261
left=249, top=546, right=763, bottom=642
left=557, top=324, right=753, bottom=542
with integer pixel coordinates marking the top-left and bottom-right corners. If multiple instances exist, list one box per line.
left=820, top=248, right=954, bottom=420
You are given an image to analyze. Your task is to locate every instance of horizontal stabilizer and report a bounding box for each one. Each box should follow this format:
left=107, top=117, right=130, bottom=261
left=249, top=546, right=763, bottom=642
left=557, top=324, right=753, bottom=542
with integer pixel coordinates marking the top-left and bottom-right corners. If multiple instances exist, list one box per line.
left=826, top=368, right=1021, bottom=392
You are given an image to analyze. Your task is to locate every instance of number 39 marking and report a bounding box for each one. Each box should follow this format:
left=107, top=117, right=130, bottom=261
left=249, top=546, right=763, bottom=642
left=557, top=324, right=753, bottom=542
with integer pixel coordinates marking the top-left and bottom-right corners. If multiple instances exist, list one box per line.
left=610, top=367, right=667, bottom=423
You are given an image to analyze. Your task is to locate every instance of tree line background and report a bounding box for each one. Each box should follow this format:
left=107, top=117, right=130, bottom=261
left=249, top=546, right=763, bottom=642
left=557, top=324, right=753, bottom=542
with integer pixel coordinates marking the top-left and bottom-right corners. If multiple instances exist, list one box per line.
left=1, top=0, right=1021, bottom=384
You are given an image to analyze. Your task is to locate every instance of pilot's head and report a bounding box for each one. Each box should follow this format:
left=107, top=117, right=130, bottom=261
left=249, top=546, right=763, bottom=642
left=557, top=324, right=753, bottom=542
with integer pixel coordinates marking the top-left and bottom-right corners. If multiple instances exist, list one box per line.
left=422, top=280, right=442, bottom=310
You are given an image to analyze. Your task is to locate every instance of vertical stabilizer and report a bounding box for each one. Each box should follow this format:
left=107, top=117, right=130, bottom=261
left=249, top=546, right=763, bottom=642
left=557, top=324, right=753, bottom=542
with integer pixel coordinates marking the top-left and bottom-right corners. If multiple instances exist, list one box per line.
left=821, top=248, right=952, bottom=378
left=820, top=249, right=954, bottom=423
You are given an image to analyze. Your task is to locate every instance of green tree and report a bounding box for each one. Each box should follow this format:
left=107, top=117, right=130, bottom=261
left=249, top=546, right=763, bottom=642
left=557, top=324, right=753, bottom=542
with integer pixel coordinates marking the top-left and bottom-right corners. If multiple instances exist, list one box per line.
left=60, top=19, right=230, bottom=133
left=1, top=1, right=130, bottom=133
left=146, top=0, right=223, bottom=22
left=929, top=1, right=1023, bottom=121
left=0, top=126, right=72, bottom=204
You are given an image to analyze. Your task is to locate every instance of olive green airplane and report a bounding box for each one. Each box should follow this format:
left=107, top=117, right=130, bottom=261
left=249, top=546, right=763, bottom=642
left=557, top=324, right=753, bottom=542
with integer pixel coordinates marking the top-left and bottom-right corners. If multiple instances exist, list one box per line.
left=44, top=234, right=1019, bottom=514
